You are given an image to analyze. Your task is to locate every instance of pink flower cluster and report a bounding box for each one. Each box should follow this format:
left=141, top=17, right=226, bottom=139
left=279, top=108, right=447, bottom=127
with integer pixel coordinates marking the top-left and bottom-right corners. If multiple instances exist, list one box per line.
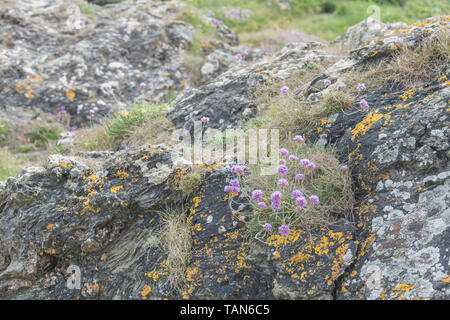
left=224, top=179, right=240, bottom=194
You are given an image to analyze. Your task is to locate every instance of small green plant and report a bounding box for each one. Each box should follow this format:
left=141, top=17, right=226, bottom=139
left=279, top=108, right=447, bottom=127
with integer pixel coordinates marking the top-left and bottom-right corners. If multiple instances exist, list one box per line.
left=24, top=124, right=63, bottom=148
left=322, top=91, right=353, bottom=115
left=0, top=119, right=10, bottom=145
left=0, top=148, right=22, bottom=180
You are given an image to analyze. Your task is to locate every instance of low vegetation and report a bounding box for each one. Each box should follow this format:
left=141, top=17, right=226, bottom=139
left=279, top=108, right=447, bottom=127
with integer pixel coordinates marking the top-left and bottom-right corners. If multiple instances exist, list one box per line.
left=157, top=209, right=193, bottom=292
left=75, top=103, right=174, bottom=151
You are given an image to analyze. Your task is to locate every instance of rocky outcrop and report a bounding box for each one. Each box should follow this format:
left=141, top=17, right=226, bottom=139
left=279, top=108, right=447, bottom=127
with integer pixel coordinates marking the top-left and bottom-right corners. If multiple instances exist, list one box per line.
left=0, top=2, right=449, bottom=299
left=332, top=17, right=408, bottom=49
left=170, top=42, right=336, bottom=132
left=0, top=0, right=196, bottom=126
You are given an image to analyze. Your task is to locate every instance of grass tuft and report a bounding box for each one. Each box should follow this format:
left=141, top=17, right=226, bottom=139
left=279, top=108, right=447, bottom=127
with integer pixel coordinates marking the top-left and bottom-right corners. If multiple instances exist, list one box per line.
left=158, top=209, right=193, bottom=292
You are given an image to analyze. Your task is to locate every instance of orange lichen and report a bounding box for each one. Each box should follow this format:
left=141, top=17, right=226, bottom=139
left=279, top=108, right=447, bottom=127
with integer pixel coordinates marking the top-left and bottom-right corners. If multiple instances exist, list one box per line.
left=393, top=284, right=414, bottom=292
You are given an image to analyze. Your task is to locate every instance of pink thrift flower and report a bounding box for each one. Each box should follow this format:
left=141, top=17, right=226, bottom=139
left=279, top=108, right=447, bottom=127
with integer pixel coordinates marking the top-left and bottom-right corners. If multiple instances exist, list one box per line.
left=277, top=165, right=288, bottom=175
left=252, top=190, right=263, bottom=202
left=271, top=191, right=282, bottom=202
left=280, top=86, right=289, bottom=95
left=295, top=173, right=304, bottom=180
left=278, top=225, right=290, bottom=236
left=271, top=201, right=282, bottom=211
left=231, top=165, right=246, bottom=174
left=277, top=178, right=288, bottom=187
left=229, top=179, right=240, bottom=187
left=263, top=223, right=272, bottom=232
left=309, top=195, right=320, bottom=205
left=293, top=135, right=304, bottom=142
left=289, top=155, right=298, bottom=162
left=278, top=148, right=289, bottom=157
left=306, top=162, right=316, bottom=169
left=140, top=82, right=146, bottom=89
left=258, top=202, right=267, bottom=209
left=201, top=116, right=210, bottom=123
left=292, top=189, right=303, bottom=199
left=357, top=83, right=366, bottom=92
left=299, top=159, right=310, bottom=167
left=295, top=196, right=307, bottom=208
left=279, top=159, right=286, bottom=165
left=360, top=99, right=370, bottom=112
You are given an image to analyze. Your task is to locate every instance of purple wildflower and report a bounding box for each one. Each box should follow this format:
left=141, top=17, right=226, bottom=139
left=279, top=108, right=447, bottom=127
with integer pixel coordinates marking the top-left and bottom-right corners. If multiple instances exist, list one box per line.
left=271, top=201, right=282, bottom=211
left=242, top=49, right=249, bottom=56
left=278, top=225, right=290, bottom=236
left=278, top=148, right=289, bottom=157
left=279, top=159, right=286, bottom=165
left=212, top=18, right=223, bottom=26
left=295, top=196, right=308, bottom=208
left=360, top=99, right=370, bottom=112
left=70, top=126, right=77, bottom=131
left=277, top=165, right=288, bottom=175
left=252, top=190, right=263, bottom=202
left=271, top=191, right=282, bottom=202
left=306, top=162, right=316, bottom=169
left=0, top=133, right=5, bottom=139
left=341, top=165, right=348, bottom=172
left=292, top=189, right=303, bottom=199
left=234, top=53, right=243, bottom=60
left=289, top=155, right=298, bottom=162
left=140, top=82, right=146, bottom=89
left=35, top=117, right=42, bottom=121
left=295, top=173, right=304, bottom=181
left=231, top=165, right=246, bottom=174
left=293, top=135, right=304, bottom=142
left=277, top=178, right=288, bottom=187
left=299, top=159, right=310, bottom=167
left=357, top=83, right=366, bottom=92
left=263, top=223, right=272, bottom=232
left=280, top=86, right=289, bottom=95
left=201, top=116, right=210, bottom=123
left=309, top=195, right=320, bottom=205
left=323, top=79, right=332, bottom=86
left=230, top=179, right=240, bottom=187
left=258, top=202, right=267, bottom=209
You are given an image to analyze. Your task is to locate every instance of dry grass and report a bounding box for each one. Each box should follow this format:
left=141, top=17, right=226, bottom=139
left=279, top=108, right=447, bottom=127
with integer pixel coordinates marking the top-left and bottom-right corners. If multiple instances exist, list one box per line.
left=158, top=209, right=193, bottom=292
left=0, top=148, right=22, bottom=180
left=249, top=62, right=333, bottom=139
left=387, top=29, right=449, bottom=87
left=342, top=28, right=450, bottom=90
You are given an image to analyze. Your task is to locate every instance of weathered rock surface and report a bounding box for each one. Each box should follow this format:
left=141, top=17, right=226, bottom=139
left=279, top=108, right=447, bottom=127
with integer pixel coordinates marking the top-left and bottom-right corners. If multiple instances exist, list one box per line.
left=0, top=0, right=196, bottom=126
left=170, top=42, right=336, bottom=132
left=332, top=17, right=408, bottom=49
left=0, top=4, right=449, bottom=300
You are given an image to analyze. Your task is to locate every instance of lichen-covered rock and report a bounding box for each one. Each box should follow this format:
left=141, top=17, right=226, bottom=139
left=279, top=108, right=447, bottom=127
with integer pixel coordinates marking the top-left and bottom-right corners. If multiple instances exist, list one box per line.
left=0, top=145, right=190, bottom=299
left=301, top=16, right=449, bottom=102
left=0, top=0, right=195, bottom=127
left=332, top=17, right=408, bottom=49
left=170, top=42, right=336, bottom=132
left=313, top=71, right=450, bottom=300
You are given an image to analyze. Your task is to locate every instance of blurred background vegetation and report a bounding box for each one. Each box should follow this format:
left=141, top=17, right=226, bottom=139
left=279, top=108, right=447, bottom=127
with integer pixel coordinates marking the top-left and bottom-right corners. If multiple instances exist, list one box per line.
left=88, top=0, right=449, bottom=41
